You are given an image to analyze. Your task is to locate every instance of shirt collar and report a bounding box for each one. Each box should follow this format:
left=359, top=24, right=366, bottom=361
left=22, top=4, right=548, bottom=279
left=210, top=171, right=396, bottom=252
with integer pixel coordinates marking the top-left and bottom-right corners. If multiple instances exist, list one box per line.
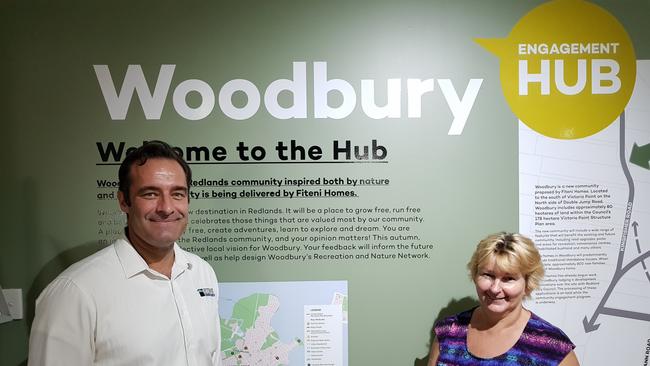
left=171, top=244, right=192, bottom=279
left=114, top=235, right=191, bottom=279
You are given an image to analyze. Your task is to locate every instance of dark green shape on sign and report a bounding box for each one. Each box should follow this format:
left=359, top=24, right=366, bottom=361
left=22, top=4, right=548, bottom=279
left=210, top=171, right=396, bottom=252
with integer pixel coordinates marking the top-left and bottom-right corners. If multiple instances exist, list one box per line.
left=630, top=143, right=650, bottom=169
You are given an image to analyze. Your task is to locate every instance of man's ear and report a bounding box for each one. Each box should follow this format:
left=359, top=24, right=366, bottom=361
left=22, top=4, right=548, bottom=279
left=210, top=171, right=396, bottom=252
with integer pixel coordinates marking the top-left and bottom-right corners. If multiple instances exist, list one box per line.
left=117, top=191, right=130, bottom=214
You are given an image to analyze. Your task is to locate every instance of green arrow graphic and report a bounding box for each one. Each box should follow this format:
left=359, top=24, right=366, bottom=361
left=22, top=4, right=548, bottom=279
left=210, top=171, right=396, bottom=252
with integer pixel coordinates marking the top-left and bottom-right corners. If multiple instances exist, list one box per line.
left=630, top=143, right=650, bottom=169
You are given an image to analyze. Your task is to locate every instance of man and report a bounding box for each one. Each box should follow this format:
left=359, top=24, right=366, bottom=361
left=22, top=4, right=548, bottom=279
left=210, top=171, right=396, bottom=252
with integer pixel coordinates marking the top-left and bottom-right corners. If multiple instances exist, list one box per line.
left=29, top=141, right=221, bottom=365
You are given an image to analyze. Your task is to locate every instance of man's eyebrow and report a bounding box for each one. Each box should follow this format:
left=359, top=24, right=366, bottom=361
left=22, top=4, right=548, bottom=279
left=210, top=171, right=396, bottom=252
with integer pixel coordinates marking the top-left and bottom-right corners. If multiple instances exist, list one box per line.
left=136, top=186, right=160, bottom=194
left=135, top=186, right=188, bottom=193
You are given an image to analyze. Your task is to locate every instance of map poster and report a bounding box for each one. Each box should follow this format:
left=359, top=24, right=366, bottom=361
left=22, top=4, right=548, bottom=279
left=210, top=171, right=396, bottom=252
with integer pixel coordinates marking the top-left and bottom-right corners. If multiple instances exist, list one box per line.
left=219, top=281, right=348, bottom=366
left=519, top=60, right=650, bottom=365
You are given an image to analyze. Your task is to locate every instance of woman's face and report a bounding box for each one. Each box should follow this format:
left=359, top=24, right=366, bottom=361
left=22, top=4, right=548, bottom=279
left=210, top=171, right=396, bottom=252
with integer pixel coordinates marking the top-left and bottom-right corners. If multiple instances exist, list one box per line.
left=474, top=257, right=527, bottom=316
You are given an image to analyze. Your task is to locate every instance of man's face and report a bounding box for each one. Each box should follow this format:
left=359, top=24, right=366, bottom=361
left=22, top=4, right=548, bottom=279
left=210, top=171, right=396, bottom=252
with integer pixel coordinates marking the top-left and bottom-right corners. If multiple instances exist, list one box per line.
left=118, top=158, right=189, bottom=250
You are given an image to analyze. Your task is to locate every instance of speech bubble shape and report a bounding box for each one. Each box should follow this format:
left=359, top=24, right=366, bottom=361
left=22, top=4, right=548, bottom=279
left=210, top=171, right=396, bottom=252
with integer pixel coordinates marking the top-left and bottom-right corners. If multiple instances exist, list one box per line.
left=476, top=0, right=636, bottom=139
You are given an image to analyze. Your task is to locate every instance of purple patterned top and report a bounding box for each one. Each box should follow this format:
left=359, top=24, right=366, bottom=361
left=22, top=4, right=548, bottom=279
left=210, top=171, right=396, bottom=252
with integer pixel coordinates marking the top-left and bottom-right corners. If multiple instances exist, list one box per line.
left=434, top=308, right=575, bottom=366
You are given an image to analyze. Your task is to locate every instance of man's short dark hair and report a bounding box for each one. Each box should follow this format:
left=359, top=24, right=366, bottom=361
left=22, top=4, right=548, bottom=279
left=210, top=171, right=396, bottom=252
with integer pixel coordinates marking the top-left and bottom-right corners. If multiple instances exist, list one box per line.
left=118, top=140, right=192, bottom=205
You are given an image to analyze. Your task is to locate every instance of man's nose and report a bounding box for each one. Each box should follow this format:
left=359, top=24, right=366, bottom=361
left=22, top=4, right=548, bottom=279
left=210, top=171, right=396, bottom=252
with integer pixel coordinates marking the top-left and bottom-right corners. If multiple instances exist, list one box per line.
left=156, top=194, right=174, bottom=215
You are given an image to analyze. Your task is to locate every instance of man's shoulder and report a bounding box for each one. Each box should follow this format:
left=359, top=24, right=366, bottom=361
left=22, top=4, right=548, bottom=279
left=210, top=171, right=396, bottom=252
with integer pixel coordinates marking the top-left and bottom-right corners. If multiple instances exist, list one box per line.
left=36, top=242, right=121, bottom=304
left=55, top=241, right=120, bottom=283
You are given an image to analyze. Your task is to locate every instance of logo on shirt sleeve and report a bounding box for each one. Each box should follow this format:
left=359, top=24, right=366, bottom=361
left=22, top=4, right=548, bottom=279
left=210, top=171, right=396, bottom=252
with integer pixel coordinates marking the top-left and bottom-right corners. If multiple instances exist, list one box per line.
left=197, top=288, right=215, bottom=297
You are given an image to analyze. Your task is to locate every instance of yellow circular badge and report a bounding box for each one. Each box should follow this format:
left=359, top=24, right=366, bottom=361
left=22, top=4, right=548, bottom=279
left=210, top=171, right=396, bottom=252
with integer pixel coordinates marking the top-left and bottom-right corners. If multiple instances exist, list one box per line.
left=476, top=0, right=636, bottom=139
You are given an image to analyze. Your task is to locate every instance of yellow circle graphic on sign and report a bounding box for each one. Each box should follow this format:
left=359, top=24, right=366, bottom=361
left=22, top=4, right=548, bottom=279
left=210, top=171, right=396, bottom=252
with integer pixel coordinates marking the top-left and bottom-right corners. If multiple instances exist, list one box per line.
left=476, top=0, right=636, bottom=139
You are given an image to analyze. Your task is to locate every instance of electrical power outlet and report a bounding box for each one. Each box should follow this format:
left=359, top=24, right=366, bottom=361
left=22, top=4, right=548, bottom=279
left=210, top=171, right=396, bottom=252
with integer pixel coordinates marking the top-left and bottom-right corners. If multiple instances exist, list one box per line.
left=2, top=289, right=23, bottom=320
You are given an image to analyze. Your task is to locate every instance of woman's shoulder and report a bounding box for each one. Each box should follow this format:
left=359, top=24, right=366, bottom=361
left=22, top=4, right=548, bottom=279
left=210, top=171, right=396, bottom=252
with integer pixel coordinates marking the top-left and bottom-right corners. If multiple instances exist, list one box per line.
left=527, top=312, right=573, bottom=340
left=523, top=311, right=576, bottom=354
left=433, top=307, right=475, bottom=338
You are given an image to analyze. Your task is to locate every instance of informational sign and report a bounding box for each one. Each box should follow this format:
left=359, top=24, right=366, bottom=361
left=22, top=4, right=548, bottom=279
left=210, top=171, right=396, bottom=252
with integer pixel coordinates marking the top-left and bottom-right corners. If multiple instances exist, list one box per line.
left=519, top=60, right=650, bottom=366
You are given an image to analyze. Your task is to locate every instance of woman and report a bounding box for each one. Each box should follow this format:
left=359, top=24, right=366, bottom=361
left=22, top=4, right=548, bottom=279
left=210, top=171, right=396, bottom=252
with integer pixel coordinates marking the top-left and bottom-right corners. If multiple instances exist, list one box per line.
left=428, top=232, right=579, bottom=366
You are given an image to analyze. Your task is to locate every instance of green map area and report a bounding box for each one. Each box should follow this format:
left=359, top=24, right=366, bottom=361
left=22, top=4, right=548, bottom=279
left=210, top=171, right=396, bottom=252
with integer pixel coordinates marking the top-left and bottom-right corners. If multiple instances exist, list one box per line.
left=221, top=293, right=270, bottom=355
left=220, top=293, right=301, bottom=365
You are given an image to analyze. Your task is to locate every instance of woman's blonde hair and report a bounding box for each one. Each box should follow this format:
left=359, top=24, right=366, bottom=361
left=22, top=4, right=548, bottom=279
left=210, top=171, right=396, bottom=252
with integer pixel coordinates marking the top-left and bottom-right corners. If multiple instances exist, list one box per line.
left=467, top=232, right=544, bottom=296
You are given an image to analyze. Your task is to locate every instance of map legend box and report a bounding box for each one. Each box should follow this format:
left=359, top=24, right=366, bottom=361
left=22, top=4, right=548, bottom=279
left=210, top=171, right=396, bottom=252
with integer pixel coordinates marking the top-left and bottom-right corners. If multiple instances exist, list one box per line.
left=304, top=304, right=343, bottom=366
